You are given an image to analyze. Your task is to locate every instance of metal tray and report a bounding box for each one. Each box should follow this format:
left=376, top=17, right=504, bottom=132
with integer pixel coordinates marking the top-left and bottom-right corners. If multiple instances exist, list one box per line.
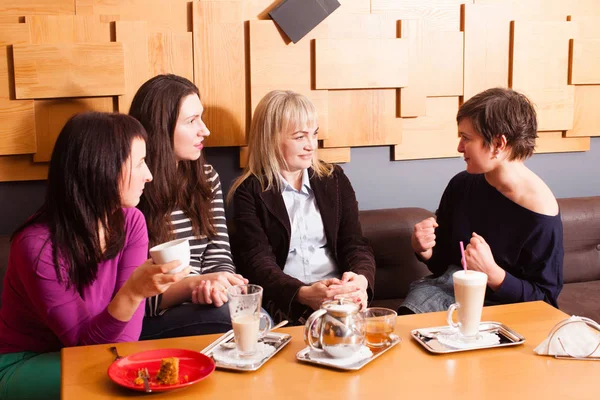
left=296, top=334, right=402, bottom=371
left=200, top=330, right=292, bottom=371
left=411, top=321, right=525, bottom=354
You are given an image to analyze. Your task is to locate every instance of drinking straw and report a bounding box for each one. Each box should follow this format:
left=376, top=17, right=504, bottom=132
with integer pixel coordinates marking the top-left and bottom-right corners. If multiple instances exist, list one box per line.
left=459, top=241, right=467, bottom=271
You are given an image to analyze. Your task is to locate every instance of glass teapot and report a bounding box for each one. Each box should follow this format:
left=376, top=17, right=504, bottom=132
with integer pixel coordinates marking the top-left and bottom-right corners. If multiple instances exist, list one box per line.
left=303, top=299, right=366, bottom=358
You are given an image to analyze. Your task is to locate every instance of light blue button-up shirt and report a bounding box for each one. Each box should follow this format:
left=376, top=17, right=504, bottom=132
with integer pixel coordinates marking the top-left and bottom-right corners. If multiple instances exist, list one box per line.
left=280, top=169, right=339, bottom=284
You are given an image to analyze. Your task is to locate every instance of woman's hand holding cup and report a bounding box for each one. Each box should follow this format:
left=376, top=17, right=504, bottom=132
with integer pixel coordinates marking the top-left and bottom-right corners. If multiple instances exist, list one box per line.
left=124, top=259, right=191, bottom=300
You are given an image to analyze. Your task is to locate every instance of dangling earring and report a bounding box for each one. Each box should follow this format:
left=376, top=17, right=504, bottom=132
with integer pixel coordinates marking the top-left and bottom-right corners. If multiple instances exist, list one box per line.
left=492, top=149, right=499, bottom=159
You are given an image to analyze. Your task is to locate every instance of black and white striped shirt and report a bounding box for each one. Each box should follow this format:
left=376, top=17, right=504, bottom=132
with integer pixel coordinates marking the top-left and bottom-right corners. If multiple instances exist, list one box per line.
left=146, top=165, right=236, bottom=317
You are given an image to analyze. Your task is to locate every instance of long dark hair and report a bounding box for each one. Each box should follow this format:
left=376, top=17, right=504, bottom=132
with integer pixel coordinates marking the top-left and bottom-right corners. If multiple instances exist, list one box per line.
left=129, top=74, right=215, bottom=247
left=12, top=112, right=148, bottom=293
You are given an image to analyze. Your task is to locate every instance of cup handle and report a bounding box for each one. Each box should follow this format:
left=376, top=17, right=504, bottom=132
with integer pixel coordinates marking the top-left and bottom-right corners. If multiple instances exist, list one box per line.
left=258, top=311, right=272, bottom=338
left=304, top=309, right=327, bottom=350
left=447, top=303, right=461, bottom=329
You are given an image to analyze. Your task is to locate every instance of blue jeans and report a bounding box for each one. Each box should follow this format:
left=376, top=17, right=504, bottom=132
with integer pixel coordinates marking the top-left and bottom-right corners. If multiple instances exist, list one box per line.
left=400, top=265, right=463, bottom=314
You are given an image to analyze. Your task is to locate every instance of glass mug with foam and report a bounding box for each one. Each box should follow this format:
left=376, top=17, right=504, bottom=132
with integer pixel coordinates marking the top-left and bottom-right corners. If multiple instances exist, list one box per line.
left=446, top=270, right=488, bottom=339
left=227, top=284, right=272, bottom=357
left=149, top=238, right=190, bottom=274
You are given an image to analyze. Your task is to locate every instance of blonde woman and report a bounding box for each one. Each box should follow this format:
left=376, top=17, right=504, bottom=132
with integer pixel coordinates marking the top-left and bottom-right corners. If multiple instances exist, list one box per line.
left=228, top=90, right=376, bottom=324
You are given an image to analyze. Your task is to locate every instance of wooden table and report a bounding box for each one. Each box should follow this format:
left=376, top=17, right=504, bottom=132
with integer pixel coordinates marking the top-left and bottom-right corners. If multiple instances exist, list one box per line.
left=61, top=301, right=598, bottom=399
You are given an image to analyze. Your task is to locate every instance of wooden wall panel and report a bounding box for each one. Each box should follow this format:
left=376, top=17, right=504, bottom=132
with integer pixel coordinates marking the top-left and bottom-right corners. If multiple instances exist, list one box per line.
left=426, top=31, right=463, bottom=96
left=337, top=0, right=371, bottom=14
left=239, top=145, right=351, bottom=169
left=149, top=32, right=194, bottom=83
left=249, top=20, right=329, bottom=140
left=399, top=18, right=426, bottom=117
left=0, top=0, right=74, bottom=15
left=535, top=131, right=590, bottom=153
left=115, top=21, right=149, bottom=114
left=324, top=89, right=402, bottom=147
left=570, top=39, right=600, bottom=85
left=371, top=0, right=470, bottom=31
left=33, top=97, right=114, bottom=162
left=0, top=155, right=47, bottom=181
left=0, top=23, right=30, bottom=99
left=76, top=0, right=190, bottom=33
left=0, top=99, right=35, bottom=155
left=315, top=38, right=408, bottom=89
left=13, top=43, right=125, bottom=99
left=463, top=4, right=510, bottom=101
left=193, top=1, right=246, bottom=147
left=565, top=85, right=600, bottom=137
left=568, top=16, right=600, bottom=39
left=511, top=21, right=574, bottom=131
left=27, top=15, right=110, bottom=44
left=393, top=97, right=461, bottom=161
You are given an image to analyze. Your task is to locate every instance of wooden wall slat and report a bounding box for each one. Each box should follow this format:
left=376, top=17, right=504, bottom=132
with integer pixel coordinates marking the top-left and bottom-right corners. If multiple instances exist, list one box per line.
left=249, top=20, right=329, bottom=140
left=149, top=32, right=194, bottom=83
left=463, top=4, right=510, bottom=101
left=0, top=99, right=35, bottom=155
left=33, top=97, right=114, bottom=162
left=568, top=16, right=600, bottom=38
left=565, top=85, right=600, bottom=137
left=13, top=43, right=125, bottom=99
left=315, top=38, right=409, bottom=89
left=371, top=0, right=469, bottom=31
left=318, top=147, right=351, bottom=163
left=324, top=89, right=402, bottom=147
left=0, top=0, right=74, bottom=15
left=0, top=23, right=29, bottom=46
left=0, top=155, right=47, bottom=182
left=535, top=131, right=590, bottom=153
left=511, top=21, right=574, bottom=131
left=570, top=39, right=600, bottom=85
left=393, top=96, right=461, bottom=160
left=399, top=18, right=426, bottom=117
left=193, top=1, right=246, bottom=147
left=75, top=0, right=190, bottom=33
left=337, top=0, right=371, bottom=14
left=27, top=15, right=110, bottom=44
left=426, top=31, right=464, bottom=96
left=115, top=21, right=149, bottom=114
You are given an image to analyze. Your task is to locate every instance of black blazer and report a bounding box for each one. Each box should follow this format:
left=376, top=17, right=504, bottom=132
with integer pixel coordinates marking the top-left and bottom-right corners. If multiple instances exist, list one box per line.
left=230, top=166, right=376, bottom=317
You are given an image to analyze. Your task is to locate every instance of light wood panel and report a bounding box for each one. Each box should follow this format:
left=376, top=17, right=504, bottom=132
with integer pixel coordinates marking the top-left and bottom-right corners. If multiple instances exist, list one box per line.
left=148, top=32, right=194, bottom=83
left=565, top=85, right=600, bottom=137
left=393, top=97, right=461, bottom=161
left=568, top=16, right=600, bottom=39
left=318, top=147, right=351, bottom=163
left=249, top=20, right=329, bottom=140
left=315, top=38, right=409, bottom=89
left=399, top=18, right=426, bottom=117
left=13, top=43, right=125, bottom=99
left=337, top=0, right=371, bottom=14
left=193, top=1, right=246, bottom=147
left=535, top=131, right=590, bottom=153
left=371, top=0, right=470, bottom=31
left=324, top=89, right=402, bottom=148
left=0, top=98, right=35, bottom=155
left=0, top=0, right=74, bottom=15
left=0, top=17, right=23, bottom=24
left=33, top=97, right=114, bottom=162
left=511, top=21, right=575, bottom=131
left=316, top=12, right=398, bottom=39
left=426, top=31, right=463, bottom=97
left=0, top=155, right=47, bottom=181
left=27, top=15, right=110, bottom=44
left=0, top=23, right=30, bottom=99
left=570, top=39, right=600, bottom=84
left=75, top=0, right=190, bottom=33
left=474, top=0, right=569, bottom=21
left=463, top=3, right=510, bottom=101
left=115, top=21, right=149, bottom=114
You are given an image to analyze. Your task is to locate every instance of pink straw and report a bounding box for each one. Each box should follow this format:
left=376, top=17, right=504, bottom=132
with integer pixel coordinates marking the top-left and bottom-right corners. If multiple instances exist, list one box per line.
left=459, top=241, right=467, bottom=271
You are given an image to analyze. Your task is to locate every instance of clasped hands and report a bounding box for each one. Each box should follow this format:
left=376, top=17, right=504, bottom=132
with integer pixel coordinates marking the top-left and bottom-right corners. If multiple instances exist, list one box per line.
left=297, top=271, right=369, bottom=311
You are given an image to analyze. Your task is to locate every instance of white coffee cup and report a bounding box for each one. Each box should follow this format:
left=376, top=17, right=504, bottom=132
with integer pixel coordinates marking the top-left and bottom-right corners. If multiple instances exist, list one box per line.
left=446, top=270, right=488, bottom=338
left=149, top=238, right=190, bottom=275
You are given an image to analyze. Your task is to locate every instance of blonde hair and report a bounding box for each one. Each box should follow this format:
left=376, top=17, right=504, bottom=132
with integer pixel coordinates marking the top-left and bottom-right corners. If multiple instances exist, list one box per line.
left=228, top=90, right=333, bottom=202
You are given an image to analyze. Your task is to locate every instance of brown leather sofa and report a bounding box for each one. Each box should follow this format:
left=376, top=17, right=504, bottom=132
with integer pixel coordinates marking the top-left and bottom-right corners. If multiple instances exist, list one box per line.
left=1, top=197, right=599, bottom=321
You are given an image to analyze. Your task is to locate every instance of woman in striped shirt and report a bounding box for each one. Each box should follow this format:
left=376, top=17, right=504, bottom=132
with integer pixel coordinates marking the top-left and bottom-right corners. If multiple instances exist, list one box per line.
left=129, top=74, right=248, bottom=339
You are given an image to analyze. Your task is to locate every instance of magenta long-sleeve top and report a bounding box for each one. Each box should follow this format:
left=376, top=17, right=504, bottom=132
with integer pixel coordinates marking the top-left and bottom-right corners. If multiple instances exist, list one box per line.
left=0, top=208, right=148, bottom=354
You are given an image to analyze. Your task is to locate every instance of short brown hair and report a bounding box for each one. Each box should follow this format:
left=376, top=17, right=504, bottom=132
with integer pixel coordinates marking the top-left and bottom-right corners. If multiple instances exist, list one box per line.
left=457, top=87, right=538, bottom=160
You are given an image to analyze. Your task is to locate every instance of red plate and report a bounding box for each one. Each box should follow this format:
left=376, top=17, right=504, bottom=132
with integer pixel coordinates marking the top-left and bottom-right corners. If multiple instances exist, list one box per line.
left=107, top=348, right=215, bottom=392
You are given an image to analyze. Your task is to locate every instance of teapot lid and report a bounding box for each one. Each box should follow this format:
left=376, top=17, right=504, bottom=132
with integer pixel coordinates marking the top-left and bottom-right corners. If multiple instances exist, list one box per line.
left=321, top=299, right=360, bottom=316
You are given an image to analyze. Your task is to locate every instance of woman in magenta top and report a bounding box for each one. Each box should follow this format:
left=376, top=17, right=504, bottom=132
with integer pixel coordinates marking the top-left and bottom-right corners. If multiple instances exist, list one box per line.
left=0, top=112, right=190, bottom=399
